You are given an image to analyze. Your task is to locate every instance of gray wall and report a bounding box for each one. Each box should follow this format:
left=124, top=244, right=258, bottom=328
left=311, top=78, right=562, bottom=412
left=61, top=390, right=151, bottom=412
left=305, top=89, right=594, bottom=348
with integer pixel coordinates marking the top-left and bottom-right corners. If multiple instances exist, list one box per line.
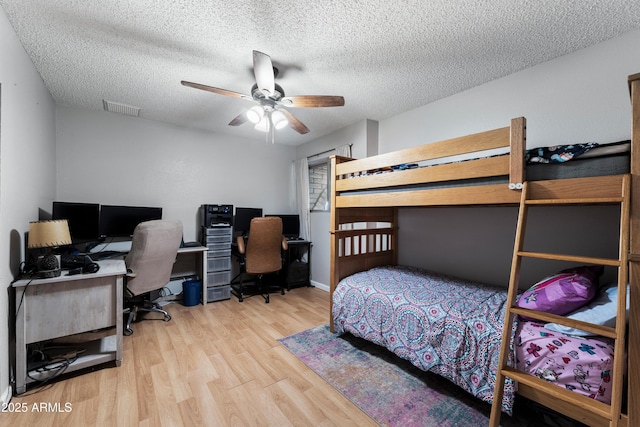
left=0, top=7, right=57, bottom=404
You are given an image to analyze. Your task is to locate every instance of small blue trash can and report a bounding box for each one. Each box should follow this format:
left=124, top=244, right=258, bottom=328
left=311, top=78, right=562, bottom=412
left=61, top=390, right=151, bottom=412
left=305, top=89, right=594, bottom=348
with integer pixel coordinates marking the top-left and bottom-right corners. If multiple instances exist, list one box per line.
left=182, top=279, right=201, bottom=306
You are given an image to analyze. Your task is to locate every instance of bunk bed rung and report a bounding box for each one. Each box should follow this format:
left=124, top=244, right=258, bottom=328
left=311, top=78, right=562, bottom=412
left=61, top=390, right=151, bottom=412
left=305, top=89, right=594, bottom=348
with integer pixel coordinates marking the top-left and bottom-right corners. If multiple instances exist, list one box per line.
left=517, top=250, right=621, bottom=266
left=501, top=367, right=613, bottom=424
left=508, top=307, right=618, bottom=338
left=525, top=197, right=623, bottom=205
left=333, top=227, right=395, bottom=237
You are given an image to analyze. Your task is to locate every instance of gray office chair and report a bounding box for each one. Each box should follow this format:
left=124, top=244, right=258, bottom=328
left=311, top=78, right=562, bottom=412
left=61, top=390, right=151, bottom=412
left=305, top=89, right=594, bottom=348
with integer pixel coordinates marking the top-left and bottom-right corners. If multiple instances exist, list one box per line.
left=232, top=217, right=288, bottom=303
left=123, top=219, right=183, bottom=335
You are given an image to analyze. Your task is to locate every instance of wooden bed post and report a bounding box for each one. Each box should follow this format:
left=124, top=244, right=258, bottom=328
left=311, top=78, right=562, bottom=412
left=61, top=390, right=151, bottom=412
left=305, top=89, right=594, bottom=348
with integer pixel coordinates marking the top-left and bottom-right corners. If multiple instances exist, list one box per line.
left=329, top=155, right=341, bottom=333
left=627, top=72, right=640, bottom=427
left=509, top=117, right=526, bottom=188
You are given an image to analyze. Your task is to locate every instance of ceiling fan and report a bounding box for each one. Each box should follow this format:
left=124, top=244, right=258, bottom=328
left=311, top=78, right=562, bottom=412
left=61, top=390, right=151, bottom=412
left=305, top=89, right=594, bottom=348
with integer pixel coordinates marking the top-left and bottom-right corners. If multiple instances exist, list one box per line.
left=181, top=50, right=345, bottom=142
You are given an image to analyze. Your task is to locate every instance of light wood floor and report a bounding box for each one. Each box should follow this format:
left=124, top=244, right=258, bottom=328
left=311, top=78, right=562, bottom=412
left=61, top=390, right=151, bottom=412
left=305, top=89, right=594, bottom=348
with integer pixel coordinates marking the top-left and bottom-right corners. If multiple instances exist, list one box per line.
left=3, top=287, right=377, bottom=427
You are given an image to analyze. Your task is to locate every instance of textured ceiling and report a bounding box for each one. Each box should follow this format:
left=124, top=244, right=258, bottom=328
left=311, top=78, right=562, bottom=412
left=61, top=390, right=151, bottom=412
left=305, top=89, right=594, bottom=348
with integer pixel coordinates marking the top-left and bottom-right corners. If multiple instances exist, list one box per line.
left=1, top=1, right=639, bottom=145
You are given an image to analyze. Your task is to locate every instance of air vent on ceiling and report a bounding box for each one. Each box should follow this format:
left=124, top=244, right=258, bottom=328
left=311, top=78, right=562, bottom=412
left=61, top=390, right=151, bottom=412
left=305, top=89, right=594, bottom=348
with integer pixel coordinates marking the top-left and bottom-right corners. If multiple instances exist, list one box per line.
left=102, top=99, right=141, bottom=117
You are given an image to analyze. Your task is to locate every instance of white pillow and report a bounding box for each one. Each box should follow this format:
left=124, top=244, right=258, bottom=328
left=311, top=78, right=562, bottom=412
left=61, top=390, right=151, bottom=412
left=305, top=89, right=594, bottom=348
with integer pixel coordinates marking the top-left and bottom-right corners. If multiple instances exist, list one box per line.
left=544, top=282, right=630, bottom=336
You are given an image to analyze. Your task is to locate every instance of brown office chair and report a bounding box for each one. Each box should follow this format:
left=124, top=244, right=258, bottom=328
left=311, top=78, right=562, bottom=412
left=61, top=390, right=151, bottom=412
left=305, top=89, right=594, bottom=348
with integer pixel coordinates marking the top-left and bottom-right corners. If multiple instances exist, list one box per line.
left=123, top=219, right=183, bottom=335
left=232, top=217, right=288, bottom=303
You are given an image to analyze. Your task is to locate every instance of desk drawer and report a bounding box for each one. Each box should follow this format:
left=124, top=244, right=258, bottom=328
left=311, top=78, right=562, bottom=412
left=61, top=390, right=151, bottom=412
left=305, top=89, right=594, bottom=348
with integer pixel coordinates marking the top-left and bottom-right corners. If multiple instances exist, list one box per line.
left=24, top=276, right=116, bottom=343
left=204, top=227, right=232, bottom=237
left=207, top=257, right=231, bottom=272
left=204, top=233, right=232, bottom=244
left=208, top=271, right=231, bottom=287
left=207, top=248, right=231, bottom=258
left=207, top=285, right=231, bottom=302
left=207, top=242, right=231, bottom=253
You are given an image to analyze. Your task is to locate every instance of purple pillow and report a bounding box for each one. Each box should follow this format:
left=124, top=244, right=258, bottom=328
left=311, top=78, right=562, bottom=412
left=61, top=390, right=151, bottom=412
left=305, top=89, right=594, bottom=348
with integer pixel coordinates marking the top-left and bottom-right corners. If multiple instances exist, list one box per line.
left=517, top=266, right=602, bottom=316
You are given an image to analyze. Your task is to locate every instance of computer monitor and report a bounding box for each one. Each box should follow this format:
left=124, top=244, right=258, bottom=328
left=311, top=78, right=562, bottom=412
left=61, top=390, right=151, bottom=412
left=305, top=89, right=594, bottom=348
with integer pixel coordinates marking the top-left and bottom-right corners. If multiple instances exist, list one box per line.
left=267, top=214, right=300, bottom=239
left=100, top=205, right=163, bottom=238
left=52, top=201, right=101, bottom=244
left=233, top=207, right=263, bottom=237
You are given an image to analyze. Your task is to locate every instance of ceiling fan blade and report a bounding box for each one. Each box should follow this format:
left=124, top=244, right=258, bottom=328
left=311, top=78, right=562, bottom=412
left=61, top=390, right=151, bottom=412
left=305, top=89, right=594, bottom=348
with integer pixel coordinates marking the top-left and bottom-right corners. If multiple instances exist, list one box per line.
left=252, top=50, right=275, bottom=97
left=181, top=80, right=251, bottom=100
left=280, top=109, right=310, bottom=134
left=280, top=95, right=345, bottom=108
left=228, top=112, right=248, bottom=127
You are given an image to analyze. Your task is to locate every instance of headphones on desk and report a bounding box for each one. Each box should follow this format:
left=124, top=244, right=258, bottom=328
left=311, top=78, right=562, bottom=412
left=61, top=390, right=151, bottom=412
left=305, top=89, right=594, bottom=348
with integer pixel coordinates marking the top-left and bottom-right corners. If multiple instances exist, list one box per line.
left=83, top=258, right=100, bottom=273
left=67, top=256, right=100, bottom=276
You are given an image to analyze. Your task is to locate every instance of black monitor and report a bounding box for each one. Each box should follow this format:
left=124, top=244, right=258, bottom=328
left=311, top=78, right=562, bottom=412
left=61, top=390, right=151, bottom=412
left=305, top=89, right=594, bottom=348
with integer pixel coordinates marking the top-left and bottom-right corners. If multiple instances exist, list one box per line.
left=52, top=201, right=101, bottom=244
left=100, top=205, right=163, bottom=238
left=233, top=207, right=263, bottom=237
left=267, top=214, right=300, bottom=239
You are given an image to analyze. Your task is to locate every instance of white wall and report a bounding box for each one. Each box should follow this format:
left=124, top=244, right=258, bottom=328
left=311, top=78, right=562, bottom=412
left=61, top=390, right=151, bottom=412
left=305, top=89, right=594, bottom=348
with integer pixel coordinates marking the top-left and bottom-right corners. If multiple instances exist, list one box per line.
left=379, top=30, right=640, bottom=153
left=55, top=107, right=297, bottom=242
left=381, top=29, right=640, bottom=287
left=0, top=8, right=57, bottom=404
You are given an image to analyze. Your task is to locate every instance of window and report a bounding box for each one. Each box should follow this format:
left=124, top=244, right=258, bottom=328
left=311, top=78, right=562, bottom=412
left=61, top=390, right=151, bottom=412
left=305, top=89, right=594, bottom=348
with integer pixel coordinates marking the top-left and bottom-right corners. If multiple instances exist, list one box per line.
left=308, top=159, right=330, bottom=211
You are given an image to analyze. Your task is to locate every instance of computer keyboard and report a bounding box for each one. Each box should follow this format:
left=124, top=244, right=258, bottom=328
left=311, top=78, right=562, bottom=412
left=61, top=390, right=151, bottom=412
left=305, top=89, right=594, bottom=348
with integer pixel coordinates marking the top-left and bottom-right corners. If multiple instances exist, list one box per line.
left=90, top=250, right=126, bottom=260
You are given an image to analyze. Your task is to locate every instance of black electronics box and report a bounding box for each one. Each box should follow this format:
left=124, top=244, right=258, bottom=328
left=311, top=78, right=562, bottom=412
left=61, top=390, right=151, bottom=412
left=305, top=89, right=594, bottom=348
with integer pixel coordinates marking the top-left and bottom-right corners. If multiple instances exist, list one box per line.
left=201, top=204, right=233, bottom=227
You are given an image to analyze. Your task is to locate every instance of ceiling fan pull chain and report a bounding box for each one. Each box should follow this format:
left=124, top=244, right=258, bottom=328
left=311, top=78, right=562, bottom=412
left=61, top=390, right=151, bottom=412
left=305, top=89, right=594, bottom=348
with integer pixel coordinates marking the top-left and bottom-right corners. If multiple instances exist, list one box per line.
left=268, top=113, right=275, bottom=144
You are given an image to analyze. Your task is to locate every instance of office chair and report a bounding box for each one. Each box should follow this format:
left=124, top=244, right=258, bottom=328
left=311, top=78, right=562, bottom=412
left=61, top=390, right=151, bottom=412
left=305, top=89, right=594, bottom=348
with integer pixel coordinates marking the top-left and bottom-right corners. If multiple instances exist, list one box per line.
left=123, top=219, right=183, bottom=335
left=232, top=217, right=288, bottom=303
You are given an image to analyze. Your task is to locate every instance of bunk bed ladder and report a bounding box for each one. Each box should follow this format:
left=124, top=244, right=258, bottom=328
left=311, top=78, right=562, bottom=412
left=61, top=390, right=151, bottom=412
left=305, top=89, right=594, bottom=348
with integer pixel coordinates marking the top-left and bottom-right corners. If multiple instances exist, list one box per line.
left=489, top=174, right=630, bottom=427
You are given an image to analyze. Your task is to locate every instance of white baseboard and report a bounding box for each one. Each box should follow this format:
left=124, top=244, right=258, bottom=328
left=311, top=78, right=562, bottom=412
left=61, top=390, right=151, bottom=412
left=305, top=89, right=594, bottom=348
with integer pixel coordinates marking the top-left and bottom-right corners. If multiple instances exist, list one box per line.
left=310, top=280, right=329, bottom=292
left=1, top=385, right=12, bottom=405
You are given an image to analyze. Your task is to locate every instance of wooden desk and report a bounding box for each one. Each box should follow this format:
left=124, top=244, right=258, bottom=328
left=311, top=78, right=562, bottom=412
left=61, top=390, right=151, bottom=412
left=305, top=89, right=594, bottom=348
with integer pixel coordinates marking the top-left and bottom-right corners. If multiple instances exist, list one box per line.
left=231, top=239, right=312, bottom=291
left=12, top=260, right=126, bottom=395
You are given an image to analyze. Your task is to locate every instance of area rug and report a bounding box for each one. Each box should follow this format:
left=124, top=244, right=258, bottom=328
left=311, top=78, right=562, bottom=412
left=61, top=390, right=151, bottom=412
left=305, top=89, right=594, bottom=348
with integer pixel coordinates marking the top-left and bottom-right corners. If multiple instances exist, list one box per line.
left=279, top=324, right=547, bottom=427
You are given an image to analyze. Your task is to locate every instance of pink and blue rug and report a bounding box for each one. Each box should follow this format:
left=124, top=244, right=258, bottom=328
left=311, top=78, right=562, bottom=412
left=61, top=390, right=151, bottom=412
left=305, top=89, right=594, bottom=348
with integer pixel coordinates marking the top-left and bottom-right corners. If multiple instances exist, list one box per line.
left=279, top=324, right=580, bottom=427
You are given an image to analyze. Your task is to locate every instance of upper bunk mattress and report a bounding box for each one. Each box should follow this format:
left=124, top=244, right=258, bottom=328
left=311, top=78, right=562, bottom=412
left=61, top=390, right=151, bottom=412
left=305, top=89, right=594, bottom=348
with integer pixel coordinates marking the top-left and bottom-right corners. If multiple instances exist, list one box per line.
left=527, top=140, right=630, bottom=181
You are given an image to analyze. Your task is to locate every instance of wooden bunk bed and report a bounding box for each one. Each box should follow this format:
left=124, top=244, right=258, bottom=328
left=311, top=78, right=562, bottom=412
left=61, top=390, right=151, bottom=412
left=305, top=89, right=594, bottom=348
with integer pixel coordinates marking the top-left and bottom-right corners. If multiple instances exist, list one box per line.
left=328, top=74, right=639, bottom=426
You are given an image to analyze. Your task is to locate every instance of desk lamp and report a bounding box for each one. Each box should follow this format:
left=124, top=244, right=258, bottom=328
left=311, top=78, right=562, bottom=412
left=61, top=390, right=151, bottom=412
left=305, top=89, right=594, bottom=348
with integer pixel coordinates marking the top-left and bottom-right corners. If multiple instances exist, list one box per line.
left=28, top=220, right=72, bottom=278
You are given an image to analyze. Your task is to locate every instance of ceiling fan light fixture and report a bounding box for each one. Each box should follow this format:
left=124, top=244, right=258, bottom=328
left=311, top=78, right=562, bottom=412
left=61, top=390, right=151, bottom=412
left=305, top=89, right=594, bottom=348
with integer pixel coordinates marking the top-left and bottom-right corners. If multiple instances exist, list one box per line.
left=246, top=106, right=264, bottom=124
left=254, top=116, right=269, bottom=132
left=271, top=110, right=288, bottom=130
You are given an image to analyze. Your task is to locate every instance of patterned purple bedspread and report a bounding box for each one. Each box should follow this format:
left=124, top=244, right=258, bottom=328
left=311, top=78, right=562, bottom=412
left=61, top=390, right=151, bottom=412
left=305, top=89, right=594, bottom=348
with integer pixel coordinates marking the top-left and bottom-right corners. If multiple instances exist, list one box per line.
left=332, top=265, right=517, bottom=414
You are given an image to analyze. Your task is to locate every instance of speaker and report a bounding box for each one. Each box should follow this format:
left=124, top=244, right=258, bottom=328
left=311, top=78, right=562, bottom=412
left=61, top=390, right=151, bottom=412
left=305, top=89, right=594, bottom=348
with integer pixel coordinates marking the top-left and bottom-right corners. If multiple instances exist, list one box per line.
left=201, top=204, right=233, bottom=227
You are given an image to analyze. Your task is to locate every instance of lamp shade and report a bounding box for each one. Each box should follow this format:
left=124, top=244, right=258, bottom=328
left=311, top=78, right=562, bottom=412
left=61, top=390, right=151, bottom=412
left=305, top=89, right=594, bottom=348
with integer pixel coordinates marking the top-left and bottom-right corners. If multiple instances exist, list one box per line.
left=28, top=220, right=72, bottom=248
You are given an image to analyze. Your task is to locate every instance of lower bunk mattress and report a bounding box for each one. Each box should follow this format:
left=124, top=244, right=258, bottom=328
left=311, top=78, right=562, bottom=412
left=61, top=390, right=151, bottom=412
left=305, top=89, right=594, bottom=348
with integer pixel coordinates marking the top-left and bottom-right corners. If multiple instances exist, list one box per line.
left=332, top=265, right=617, bottom=415
left=332, top=265, right=518, bottom=413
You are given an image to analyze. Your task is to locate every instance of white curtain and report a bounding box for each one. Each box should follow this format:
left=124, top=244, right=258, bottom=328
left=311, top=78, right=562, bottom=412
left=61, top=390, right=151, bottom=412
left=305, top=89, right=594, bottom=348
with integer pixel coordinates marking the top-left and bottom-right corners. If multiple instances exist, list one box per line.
left=335, top=144, right=352, bottom=158
left=294, top=157, right=311, bottom=242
